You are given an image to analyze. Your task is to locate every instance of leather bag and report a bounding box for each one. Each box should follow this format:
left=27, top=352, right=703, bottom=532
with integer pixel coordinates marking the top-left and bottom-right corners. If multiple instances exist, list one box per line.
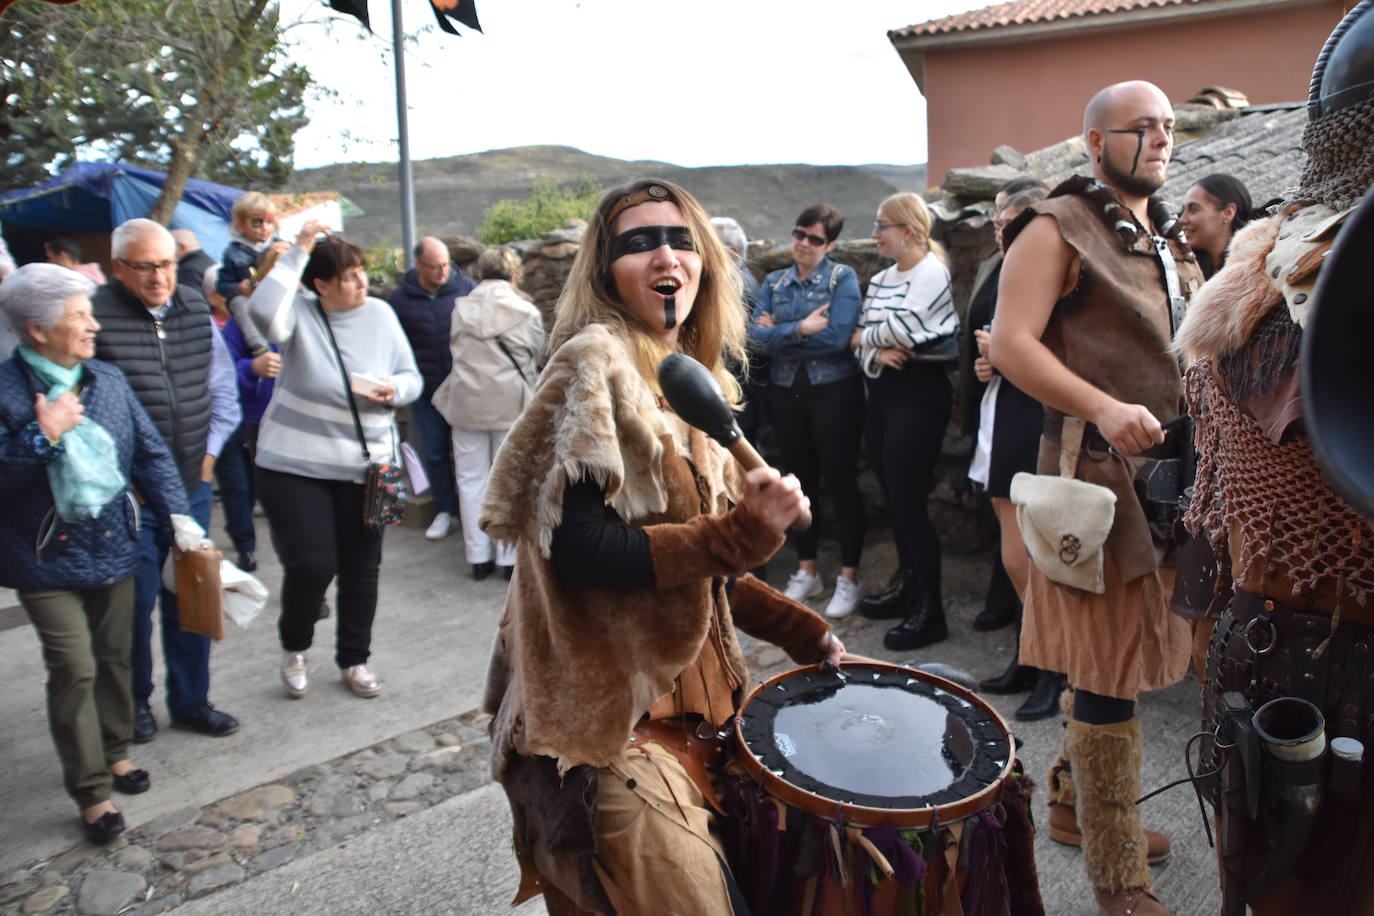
left=175, top=545, right=225, bottom=640
left=1010, top=417, right=1117, bottom=594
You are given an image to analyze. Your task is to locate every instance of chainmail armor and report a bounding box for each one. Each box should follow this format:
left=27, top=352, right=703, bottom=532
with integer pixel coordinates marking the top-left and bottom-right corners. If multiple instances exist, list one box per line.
left=1295, top=96, right=1374, bottom=210
left=1184, top=360, right=1374, bottom=607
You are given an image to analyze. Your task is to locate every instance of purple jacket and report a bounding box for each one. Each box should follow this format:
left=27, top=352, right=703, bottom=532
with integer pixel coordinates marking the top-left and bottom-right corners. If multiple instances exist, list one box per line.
left=222, top=317, right=276, bottom=424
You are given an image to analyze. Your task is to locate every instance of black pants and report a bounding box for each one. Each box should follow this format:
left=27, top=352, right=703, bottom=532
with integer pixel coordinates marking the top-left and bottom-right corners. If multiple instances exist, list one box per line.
left=769, top=373, right=865, bottom=566
left=865, top=363, right=951, bottom=598
left=256, top=467, right=383, bottom=668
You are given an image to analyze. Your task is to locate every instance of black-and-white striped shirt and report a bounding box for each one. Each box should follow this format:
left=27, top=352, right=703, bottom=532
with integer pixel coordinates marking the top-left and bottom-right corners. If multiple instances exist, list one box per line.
left=857, top=256, right=957, bottom=377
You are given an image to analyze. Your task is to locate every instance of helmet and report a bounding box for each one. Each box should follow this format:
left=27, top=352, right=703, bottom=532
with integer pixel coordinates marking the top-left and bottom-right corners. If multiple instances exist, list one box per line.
left=1308, top=0, right=1374, bottom=120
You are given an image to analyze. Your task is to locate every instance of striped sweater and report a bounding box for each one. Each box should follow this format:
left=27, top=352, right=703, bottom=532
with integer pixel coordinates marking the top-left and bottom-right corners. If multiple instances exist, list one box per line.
left=246, top=246, right=420, bottom=483
left=857, top=256, right=957, bottom=377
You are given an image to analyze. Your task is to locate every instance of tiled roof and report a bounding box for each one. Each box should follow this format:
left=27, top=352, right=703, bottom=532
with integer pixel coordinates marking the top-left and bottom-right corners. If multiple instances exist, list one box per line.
left=267, top=191, right=342, bottom=216
left=1161, top=105, right=1308, bottom=208
left=892, top=0, right=1222, bottom=38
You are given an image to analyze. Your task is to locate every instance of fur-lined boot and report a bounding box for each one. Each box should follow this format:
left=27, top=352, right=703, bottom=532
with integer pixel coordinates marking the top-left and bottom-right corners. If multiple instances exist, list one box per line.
left=1068, top=717, right=1171, bottom=915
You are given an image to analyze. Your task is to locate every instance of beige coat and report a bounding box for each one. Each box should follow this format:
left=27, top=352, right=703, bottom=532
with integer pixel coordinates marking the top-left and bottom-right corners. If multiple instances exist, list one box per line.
left=430, top=279, right=544, bottom=431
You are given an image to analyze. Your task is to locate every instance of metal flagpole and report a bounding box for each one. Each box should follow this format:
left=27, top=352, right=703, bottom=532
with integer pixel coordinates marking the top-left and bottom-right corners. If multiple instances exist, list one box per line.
left=391, top=0, right=416, bottom=269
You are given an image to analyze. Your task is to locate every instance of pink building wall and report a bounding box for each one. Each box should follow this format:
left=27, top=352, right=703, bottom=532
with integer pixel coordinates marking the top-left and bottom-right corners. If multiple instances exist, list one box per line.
left=922, top=1, right=1345, bottom=185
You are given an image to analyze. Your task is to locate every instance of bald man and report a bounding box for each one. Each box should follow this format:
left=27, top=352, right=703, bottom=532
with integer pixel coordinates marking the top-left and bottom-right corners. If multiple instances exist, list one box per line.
left=387, top=237, right=475, bottom=544
left=989, top=81, right=1203, bottom=915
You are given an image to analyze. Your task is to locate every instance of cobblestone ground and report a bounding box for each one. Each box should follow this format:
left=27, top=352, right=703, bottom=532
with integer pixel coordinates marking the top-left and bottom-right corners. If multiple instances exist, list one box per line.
left=0, top=711, right=494, bottom=916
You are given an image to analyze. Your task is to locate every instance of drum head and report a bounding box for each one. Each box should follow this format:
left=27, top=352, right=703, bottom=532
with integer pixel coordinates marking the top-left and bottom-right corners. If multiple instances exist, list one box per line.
left=735, top=662, right=1013, bottom=827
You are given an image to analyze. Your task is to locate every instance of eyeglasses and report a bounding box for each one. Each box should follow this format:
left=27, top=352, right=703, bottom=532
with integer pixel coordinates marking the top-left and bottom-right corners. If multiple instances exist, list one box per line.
left=792, top=228, right=828, bottom=247
left=117, top=258, right=176, bottom=275
left=873, top=221, right=901, bottom=232
left=249, top=216, right=274, bottom=228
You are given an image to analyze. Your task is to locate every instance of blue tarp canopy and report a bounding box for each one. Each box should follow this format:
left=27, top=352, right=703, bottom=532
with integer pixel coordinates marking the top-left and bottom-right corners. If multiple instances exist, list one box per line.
left=0, top=162, right=245, bottom=261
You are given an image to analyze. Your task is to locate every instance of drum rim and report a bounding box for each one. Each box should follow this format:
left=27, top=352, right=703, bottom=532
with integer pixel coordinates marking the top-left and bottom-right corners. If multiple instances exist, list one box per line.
left=731, top=661, right=1016, bottom=829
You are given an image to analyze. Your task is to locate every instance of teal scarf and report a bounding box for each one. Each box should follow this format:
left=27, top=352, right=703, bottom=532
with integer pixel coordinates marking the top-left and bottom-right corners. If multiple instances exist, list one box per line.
left=17, top=346, right=126, bottom=521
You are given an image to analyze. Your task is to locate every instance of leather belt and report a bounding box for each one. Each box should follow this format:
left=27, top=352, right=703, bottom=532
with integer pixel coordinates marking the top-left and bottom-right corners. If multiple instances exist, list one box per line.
left=630, top=715, right=728, bottom=814
left=1043, top=410, right=1185, bottom=460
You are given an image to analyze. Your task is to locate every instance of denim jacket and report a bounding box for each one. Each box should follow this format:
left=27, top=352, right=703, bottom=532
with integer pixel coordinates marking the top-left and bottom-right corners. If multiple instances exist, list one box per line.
left=749, top=257, right=861, bottom=387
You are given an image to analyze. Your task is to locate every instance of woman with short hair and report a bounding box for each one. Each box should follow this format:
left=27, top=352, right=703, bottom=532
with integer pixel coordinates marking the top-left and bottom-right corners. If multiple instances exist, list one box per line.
left=749, top=203, right=865, bottom=618
left=0, top=264, right=189, bottom=844
left=431, top=246, right=544, bottom=580
left=247, top=222, right=421, bottom=700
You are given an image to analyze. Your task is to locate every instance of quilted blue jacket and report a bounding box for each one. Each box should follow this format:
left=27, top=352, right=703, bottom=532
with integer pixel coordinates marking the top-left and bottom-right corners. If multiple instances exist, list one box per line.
left=0, top=353, right=189, bottom=591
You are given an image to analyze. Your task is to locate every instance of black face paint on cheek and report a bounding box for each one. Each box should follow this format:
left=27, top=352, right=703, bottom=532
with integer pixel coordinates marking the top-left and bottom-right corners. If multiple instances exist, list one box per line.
left=1107, top=128, right=1147, bottom=177
left=609, top=226, right=695, bottom=262
left=663, top=294, right=677, bottom=330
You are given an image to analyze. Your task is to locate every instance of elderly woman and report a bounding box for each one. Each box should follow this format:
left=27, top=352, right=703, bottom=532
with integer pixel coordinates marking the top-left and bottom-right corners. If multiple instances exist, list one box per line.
left=749, top=204, right=865, bottom=618
left=479, top=178, right=843, bottom=914
left=247, top=221, right=421, bottom=700
left=855, top=192, right=959, bottom=649
left=1177, top=173, right=1254, bottom=279
left=431, top=246, right=544, bottom=581
left=0, top=264, right=189, bottom=844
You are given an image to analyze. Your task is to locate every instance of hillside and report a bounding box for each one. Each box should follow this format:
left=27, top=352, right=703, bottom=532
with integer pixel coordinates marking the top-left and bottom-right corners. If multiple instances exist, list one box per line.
left=288, top=145, right=926, bottom=248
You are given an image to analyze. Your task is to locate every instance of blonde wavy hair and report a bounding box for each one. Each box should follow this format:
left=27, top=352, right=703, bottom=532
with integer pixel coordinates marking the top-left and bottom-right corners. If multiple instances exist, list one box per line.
left=879, top=192, right=947, bottom=265
left=549, top=178, right=746, bottom=405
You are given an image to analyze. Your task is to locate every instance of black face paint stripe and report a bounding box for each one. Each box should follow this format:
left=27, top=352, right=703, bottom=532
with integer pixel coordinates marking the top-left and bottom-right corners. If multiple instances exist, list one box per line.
left=1107, top=128, right=1147, bottom=176
left=663, top=294, right=677, bottom=330
left=609, top=226, right=695, bottom=262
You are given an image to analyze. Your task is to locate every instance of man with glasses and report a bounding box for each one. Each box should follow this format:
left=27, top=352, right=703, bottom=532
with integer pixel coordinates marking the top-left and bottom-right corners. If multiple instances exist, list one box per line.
left=93, top=218, right=243, bottom=742
left=989, top=81, right=1203, bottom=916
left=387, top=237, right=474, bottom=546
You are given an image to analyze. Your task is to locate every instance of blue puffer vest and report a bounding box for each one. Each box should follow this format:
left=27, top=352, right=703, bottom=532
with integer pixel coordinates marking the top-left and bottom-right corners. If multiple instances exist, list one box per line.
left=0, top=355, right=189, bottom=591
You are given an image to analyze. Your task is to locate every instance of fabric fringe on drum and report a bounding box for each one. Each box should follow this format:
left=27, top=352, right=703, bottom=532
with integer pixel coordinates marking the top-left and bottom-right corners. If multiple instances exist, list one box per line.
left=721, top=767, right=1045, bottom=916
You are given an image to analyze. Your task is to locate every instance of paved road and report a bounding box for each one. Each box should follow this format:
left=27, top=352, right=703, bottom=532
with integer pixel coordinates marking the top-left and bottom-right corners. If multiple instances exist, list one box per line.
left=2, top=507, right=1222, bottom=914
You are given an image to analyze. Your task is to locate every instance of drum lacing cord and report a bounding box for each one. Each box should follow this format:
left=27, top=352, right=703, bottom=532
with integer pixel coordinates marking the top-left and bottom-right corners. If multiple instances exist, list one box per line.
left=1136, top=730, right=1222, bottom=848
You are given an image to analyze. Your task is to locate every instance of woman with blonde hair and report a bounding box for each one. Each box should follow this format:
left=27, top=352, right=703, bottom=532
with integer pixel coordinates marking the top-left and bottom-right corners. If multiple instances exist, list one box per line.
left=855, top=191, right=959, bottom=651
left=479, top=178, right=843, bottom=914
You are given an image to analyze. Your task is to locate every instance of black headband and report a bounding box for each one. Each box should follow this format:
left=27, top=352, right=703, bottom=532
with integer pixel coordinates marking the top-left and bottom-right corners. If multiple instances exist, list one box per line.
left=609, top=225, right=695, bottom=262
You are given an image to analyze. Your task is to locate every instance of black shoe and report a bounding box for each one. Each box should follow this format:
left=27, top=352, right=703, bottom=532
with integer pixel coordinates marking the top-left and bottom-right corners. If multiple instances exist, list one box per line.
left=471, top=561, right=495, bottom=581
left=883, top=593, right=948, bottom=652
left=979, top=660, right=1039, bottom=695
left=171, top=703, right=240, bottom=737
left=237, top=550, right=257, bottom=572
left=111, top=768, right=150, bottom=795
left=860, top=569, right=911, bottom=620
left=499, top=565, right=514, bottom=581
left=972, top=603, right=1017, bottom=632
left=83, top=810, right=126, bottom=845
left=1014, top=671, right=1067, bottom=722
left=132, top=703, right=157, bottom=743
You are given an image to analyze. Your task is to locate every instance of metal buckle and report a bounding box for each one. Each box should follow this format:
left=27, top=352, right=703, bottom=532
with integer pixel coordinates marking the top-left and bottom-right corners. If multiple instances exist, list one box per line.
left=1244, top=616, right=1278, bottom=656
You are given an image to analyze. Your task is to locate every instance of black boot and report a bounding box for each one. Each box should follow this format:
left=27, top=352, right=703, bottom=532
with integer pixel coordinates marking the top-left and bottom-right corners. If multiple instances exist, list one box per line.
left=979, top=657, right=1038, bottom=694
left=1014, top=670, right=1067, bottom=721
left=883, top=588, right=947, bottom=652
left=973, top=553, right=1017, bottom=631
left=861, top=568, right=911, bottom=620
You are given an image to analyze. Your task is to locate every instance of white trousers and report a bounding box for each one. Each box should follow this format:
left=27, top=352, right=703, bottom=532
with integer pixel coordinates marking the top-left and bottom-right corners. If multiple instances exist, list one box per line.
left=451, top=426, right=515, bottom=566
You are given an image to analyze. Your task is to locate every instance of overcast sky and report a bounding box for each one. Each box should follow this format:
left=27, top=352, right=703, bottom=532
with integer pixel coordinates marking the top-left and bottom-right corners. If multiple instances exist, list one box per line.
left=278, top=0, right=984, bottom=170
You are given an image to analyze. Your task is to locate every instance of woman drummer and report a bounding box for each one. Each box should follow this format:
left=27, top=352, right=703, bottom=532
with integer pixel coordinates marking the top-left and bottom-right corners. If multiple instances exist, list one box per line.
left=479, top=178, right=844, bottom=915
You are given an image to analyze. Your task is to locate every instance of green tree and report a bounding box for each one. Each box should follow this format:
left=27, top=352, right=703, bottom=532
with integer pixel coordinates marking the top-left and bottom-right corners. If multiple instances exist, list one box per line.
left=0, top=0, right=312, bottom=220
left=478, top=177, right=601, bottom=245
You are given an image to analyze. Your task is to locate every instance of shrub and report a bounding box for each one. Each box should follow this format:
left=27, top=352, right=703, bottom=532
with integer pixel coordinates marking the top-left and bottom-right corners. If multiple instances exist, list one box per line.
left=363, top=242, right=405, bottom=288
left=478, top=177, right=600, bottom=245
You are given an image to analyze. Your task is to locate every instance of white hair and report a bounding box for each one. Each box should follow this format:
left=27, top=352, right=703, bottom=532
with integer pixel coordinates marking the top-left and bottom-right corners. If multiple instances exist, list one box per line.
left=202, top=263, right=220, bottom=301
left=711, top=216, right=748, bottom=261
left=111, top=218, right=175, bottom=259
left=0, top=263, right=95, bottom=344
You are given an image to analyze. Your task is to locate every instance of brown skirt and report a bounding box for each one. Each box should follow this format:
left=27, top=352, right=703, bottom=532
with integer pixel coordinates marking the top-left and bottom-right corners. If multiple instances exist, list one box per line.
left=1019, top=545, right=1191, bottom=700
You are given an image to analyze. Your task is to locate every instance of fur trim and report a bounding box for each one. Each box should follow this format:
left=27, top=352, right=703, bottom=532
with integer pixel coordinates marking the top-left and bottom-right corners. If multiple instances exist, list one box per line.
left=1175, top=216, right=1285, bottom=363
left=1068, top=717, right=1151, bottom=892
left=480, top=323, right=672, bottom=556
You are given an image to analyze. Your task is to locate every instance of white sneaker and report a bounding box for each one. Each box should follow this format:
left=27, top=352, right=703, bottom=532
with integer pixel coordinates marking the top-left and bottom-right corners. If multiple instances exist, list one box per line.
left=825, top=576, right=862, bottom=619
left=340, top=664, right=381, bottom=698
left=425, top=511, right=456, bottom=541
left=783, top=569, right=823, bottom=602
left=280, top=652, right=308, bottom=699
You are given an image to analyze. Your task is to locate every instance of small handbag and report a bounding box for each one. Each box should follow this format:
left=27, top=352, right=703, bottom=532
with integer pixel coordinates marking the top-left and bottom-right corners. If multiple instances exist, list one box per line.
left=1010, top=417, right=1117, bottom=594
left=316, top=302, right=408, bottom=529
left=175, top=544, right=225, bottom=640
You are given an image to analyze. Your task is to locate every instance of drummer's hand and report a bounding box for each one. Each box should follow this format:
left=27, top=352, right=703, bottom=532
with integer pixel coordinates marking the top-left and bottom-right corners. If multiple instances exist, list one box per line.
left=739, top=466, right=807, bottom=533
left=819, top=631, right=845, bottom=666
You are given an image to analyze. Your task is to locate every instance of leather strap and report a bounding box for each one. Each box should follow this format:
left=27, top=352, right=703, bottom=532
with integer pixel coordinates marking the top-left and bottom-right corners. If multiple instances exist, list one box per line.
left=1059, top=416, right=1086, bottom=478
left=631, top=717, right=727, bottom=815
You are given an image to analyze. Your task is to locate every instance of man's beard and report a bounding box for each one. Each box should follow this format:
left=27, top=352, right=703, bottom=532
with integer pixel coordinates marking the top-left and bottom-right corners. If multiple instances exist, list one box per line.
left=1101, top=150, right=1165, bottom=198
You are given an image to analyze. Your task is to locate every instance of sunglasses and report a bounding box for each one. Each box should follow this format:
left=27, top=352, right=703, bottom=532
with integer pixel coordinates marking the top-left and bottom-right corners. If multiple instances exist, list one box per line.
left=791, top=228, right=828, bottom=247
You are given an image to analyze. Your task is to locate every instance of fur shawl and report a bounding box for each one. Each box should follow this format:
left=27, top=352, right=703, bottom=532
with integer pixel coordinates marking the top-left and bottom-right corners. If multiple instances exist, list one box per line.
left=1175, top=215, right=1285, bottom=363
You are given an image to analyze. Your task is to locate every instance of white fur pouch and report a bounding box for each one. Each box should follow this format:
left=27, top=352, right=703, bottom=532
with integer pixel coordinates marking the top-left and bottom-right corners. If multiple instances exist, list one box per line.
left=1010, top=471, right=1117, bottom=594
